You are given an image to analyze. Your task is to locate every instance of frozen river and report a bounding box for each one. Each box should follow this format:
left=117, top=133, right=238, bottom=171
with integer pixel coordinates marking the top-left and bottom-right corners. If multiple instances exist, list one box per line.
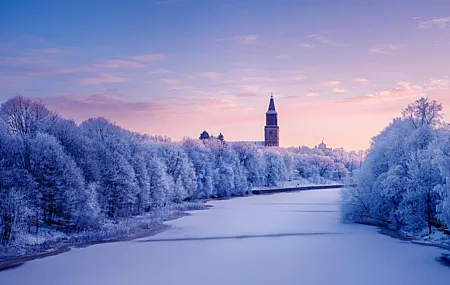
left=2, top=189, right=449, bottom=285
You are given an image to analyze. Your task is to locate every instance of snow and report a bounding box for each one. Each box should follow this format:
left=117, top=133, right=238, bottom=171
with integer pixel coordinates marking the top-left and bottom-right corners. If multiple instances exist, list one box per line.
left=1, top=189, right=449, bottom=285
left=252, top=177, right=341, bottom=190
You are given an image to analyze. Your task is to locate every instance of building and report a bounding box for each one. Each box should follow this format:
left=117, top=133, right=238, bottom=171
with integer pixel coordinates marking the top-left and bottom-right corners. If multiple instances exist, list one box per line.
left=264, top=94, right=279, bottom=147
left=226, top=95, right=279, bottom=147
left=315, top=139, right=332, bottom=151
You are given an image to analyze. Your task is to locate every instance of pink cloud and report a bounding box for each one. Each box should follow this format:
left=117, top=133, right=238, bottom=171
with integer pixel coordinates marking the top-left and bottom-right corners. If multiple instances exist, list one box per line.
left=308, top=33, right=345, bottom=47
left=241, top=85, right=262, bottom=93
left=41, top=92, right=253, bottom=140
left=93, top=59, right=147, bottom=69
left=208, top=76, right=316, bottom=91
left=168, top=86, right=191, bottom=92
left=127, top=54, right=167, bottom=61
left=370, top=44, right=402, bottom=55
left=322, top=80, right=341, bottom=87
left=237, top=92, right=258, bottom=98
left=352, top=77, right=370, bottom=83
left=161, top=78, right=180, bottom=84
left=201, top=72, right=222, bottom=79
left=305, top=91, right=320, bottom=97
left=149, top=68, right=171, bottom=74
left=418, top=17, right=450, bottom=28
left=217, top=35, right=260, bottom=44
left=2, top=57, right=28, bottom=65
left=14, top=67, right=95, bottom=78
left=332, top=88, right=346, bottom=94
left=299, top=43, right=314, bottom=48
left=309, top=34, right=330, bottom=44
left=76, top=73, right=128, bottom=85
left=84, top=93, right=124, bottom=104
left=42, top=94, right=170, bottom=124
left=339, top=81, right=424, bottom=104
left=210, top=80, right=242, bottom=88
left=229, top=67, right=257, bottom=73
left=428, top=78, right=449, bottom=89
left=242, top=77, right=281, bottom=83
left=1, top=56, right=53, bottom=65
left=41, top=48, right=72, bottom=54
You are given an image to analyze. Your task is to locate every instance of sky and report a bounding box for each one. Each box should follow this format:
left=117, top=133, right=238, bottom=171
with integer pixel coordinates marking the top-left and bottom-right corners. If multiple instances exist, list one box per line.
left=1, top=0, right=450, bottom=150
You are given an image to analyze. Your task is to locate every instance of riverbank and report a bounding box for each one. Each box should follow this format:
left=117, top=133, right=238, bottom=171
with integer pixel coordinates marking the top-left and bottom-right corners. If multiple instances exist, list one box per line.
left=357, top=220, right=450, bottom=267
left=0, top=223, right=174, bottom=272
left=0, top=202, right=208, bottom=271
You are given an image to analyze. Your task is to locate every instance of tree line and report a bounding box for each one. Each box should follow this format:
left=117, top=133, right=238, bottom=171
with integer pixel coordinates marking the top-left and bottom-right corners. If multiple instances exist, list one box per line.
left=343, top=97, right=450, bottom=235
left=0, top=95, right=360, bottom=244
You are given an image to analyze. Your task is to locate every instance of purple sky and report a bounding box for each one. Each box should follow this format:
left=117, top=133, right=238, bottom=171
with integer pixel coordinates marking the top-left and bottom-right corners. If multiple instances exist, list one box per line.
left=1, top=0, right=450, bottom=150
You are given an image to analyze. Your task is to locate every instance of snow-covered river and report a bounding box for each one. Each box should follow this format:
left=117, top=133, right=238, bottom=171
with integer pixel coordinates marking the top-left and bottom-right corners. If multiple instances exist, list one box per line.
left=2, top=189, right=449, bottom=285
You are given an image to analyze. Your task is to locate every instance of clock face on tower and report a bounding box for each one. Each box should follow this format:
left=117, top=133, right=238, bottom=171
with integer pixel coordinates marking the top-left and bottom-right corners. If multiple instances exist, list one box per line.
left=269, top=130, right=273, bottom=136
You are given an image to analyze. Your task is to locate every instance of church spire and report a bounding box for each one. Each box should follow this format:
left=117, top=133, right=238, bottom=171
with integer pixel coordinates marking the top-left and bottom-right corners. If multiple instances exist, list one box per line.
left=264, top=93, right=279, bottom=147
left=267, top=93, right=277, bottom=115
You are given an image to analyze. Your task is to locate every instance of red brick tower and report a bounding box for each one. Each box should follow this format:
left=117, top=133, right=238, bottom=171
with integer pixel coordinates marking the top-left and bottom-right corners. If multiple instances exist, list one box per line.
left=264, top=94, right=279, bottom=147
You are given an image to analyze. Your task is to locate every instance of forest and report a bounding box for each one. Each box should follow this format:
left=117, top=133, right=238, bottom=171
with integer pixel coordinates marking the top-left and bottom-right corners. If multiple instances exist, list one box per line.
left=0, top=95, right=361, bottom=255
left=343, top=97, right=450, bottom=237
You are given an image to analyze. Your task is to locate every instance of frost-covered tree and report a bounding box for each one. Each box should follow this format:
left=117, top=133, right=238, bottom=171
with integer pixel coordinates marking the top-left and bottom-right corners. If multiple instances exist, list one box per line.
left=262, top=150, right=288, bottom=187
left=153, top=143, right=197, bottom=202
left=28, top=133, right=87, bottom=225
left=0, top=127, right=34, bottom=242
left=342, top=97, right=450, bottom=234
left=144, top=154, right=172, bottom=209
left=80, top=118, right=138, bottom=218
left=182, top=138, right=214, bottom=198
left=402, top=97, right=443, bottom=128
left=230, top=142, right=264, bottom=188
left=128, top=140, right=151, bottom=213
left=401, top=149, right=441, bottom=233
left=0, top=95, right=59, bottom=136
left=48, top=118, right=100, bottom=183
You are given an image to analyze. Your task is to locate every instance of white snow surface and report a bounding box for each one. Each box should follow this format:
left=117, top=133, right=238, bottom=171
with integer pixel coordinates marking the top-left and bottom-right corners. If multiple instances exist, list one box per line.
left=2, top=189, right=449, bottom=285
left=252, top=178, right=341, bottom=190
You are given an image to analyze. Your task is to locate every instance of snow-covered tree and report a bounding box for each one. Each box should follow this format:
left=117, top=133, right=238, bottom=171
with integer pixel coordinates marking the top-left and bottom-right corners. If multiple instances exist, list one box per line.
left=402, top=97, right=443, bottom=128
left=0, top=95, right=59, bottom=136
left=28, top=133, right=87, bottom=225
left=342, top=97, right=450, bottom=234
left=262, top=149, right=288, bottom=187
left=153, top=143, right=197, bottom=202
left=182, top=138, right=214, bottom=198
left=80, top=118, right=138, bottom=218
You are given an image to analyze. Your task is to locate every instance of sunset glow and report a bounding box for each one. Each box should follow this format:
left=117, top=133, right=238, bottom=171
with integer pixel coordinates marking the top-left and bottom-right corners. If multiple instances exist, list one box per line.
left=1, top=1, right=450, bottom=150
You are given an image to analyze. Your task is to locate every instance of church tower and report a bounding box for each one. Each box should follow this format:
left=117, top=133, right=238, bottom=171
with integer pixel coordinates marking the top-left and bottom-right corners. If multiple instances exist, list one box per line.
left=264, top=94, right=279, bottom=147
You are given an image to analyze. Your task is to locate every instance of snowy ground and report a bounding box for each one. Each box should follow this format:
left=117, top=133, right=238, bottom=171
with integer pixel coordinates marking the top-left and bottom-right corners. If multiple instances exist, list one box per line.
left=252, top=177, right=341, bottom=190
left=1, top=189, right=449, bottom=285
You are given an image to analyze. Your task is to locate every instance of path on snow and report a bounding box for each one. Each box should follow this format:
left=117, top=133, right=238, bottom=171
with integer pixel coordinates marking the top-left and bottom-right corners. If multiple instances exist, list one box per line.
left=1, top=189, right=449, bottom=285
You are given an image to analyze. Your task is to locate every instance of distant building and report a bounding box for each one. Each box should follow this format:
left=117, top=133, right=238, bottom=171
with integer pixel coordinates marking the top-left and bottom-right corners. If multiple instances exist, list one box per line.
left=264, top=95, right=279, bottom=147
left=315, top=139, right=332, bottom=151
left=220, top=95, right=279, bottom=147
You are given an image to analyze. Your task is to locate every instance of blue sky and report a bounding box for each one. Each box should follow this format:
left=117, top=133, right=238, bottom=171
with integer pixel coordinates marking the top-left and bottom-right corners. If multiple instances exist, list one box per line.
left=1, top=0, right=450, bottom=149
